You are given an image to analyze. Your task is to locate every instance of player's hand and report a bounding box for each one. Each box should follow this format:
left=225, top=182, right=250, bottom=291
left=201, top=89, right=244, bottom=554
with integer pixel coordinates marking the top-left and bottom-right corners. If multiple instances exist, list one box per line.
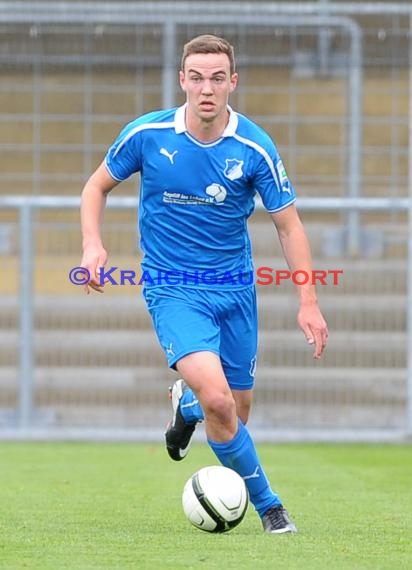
left=80, top=246, right=108, bottom=294
left=297, top=302, right=328, bottom=359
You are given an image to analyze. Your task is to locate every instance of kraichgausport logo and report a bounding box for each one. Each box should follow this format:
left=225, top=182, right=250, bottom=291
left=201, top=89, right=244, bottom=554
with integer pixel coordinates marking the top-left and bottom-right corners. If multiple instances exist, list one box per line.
left=69, top=267, right=343, bottom=287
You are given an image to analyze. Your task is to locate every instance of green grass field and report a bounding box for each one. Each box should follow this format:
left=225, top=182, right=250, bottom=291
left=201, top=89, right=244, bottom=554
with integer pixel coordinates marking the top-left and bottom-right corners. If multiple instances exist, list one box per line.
left=0, top=442, right=411, bottom=570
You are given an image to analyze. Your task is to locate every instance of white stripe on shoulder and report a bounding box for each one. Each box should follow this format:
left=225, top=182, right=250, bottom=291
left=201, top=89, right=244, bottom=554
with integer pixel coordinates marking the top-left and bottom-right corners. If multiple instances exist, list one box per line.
left=104, top=158, right=124, bottom=182
left=113, top=121, right=175, bottom=158
left=267, top=197, right=296, bottom=214
left=233, top=133, right=281, bottom=191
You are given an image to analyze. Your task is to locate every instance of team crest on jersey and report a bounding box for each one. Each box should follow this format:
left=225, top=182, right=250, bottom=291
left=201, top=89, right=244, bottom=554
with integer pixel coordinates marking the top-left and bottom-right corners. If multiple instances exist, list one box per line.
left=224, top=159, right=244, bottom=181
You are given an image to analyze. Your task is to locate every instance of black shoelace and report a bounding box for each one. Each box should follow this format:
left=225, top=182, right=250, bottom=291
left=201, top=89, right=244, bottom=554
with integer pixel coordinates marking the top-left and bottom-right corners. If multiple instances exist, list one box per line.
left=265, top=505, right=289, bottom=529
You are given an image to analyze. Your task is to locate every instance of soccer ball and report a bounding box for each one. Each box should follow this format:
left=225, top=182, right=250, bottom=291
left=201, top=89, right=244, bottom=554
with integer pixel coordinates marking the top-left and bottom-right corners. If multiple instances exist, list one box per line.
left=182, top=465, right=249, bottom=533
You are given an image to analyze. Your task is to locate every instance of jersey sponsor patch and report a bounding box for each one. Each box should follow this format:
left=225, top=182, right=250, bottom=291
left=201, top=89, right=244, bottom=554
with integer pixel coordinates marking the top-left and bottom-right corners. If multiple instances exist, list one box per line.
left=275, top=159, right=292, bottom=194
left=163, top=191, right=213, bottom=205
left=205, top=183, right=227, bottom=203
left=163, top=184, right=227, bottom=206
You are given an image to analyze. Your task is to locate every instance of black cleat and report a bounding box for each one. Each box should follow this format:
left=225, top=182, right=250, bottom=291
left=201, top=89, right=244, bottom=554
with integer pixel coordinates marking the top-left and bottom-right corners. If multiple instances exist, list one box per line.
left=261, top=505, right=298, bottom=534
left=165, top=379, right=197, bottom=461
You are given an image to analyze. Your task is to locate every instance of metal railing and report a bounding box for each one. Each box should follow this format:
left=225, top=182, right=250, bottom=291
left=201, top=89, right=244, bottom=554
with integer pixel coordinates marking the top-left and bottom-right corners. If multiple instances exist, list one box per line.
left=0, top=2, right=365, bottom=252
left=1, top=2, right=412, bottom=440
left=1, top=2, right=411, bottom=255
left=0, top=194, right=411, bottom=440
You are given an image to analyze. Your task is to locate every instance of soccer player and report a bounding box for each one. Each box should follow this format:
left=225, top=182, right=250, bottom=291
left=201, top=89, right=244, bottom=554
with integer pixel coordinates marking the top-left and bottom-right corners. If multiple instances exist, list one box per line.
left=80, top=34, right=328, bottom=534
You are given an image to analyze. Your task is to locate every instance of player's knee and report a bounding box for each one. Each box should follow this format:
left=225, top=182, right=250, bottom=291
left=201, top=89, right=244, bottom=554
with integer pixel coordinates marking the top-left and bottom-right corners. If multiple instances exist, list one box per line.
left=202, top=391, right=236, bottom=425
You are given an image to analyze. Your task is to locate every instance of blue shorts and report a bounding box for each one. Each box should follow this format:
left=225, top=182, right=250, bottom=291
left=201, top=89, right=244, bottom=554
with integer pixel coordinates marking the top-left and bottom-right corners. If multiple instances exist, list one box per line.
left=143, top=286, right=258, bottom=390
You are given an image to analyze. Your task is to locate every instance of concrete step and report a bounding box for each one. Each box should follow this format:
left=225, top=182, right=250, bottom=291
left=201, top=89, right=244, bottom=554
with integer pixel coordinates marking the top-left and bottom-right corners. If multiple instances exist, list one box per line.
left=0, top=325, right=405, bottom=351
left=249, top=221, right=407, bottom=258
left=10, top=399, right=400, bottom=431
left=254, top=257, right=407, bottom=295
left=0, top=366, right=404, bottom=403
left=3, top=218, right=406, bottom=256
left=0, top=366, right=405, bottom=431
left=0, top=249, right=407, bottom=294
left=0, top=330, right=406, bottom=368
left=258, top=294, right=406, bottom=331
left=0, top=219, right=407, bottom=260
left=0, top=292, right=407, bottom=331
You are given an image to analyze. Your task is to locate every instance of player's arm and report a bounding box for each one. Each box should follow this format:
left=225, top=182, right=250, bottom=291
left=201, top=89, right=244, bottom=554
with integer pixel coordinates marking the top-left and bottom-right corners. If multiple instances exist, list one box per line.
left=271, top=204, right=328, bottom=359
left=80, top=161, right=119, bottom=294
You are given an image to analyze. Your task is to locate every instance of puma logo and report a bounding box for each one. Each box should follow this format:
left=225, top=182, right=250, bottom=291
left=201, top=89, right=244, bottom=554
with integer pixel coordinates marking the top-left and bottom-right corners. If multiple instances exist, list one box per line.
left=160, top=147, right=178, bottom=164
left=166, top=342, right=175, bottom=357
left=243, top=466, right=260, bottom=480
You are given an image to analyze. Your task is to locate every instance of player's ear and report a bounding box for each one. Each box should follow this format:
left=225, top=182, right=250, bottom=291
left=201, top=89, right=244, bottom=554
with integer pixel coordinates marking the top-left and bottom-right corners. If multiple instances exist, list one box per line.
left=229, top=73, right=238, bottom=93
left=179, top=70, right=186, bottom=91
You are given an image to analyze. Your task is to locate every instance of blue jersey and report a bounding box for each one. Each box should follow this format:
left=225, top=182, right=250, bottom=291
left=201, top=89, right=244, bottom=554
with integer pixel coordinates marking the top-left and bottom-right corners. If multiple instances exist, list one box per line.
left=105, top=104, right=296, bottom=289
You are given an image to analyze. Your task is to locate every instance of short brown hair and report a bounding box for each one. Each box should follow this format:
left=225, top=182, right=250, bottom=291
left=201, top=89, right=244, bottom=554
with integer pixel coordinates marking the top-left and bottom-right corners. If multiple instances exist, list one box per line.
left=181, top=34, right=236, bottom=75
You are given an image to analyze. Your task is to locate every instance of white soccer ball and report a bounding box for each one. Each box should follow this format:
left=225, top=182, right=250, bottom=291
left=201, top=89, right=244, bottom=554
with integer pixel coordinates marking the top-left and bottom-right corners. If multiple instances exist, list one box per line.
left=182, top=465, right=249, bottom=533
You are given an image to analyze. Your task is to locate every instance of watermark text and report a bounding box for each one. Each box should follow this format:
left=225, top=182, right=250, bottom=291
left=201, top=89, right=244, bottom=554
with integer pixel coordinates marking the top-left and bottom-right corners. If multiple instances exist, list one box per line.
left=69, top=266, right=343, bottom=287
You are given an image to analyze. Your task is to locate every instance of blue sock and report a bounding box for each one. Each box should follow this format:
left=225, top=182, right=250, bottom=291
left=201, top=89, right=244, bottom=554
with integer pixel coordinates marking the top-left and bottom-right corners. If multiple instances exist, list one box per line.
left=180, top=387, right=204, bottom=424
left=207, top=420, right=282, bottom=518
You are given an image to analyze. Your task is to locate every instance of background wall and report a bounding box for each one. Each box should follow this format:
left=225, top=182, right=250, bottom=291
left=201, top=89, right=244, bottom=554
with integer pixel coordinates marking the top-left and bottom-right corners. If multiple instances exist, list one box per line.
left=0, top=1, right=411, bottom=440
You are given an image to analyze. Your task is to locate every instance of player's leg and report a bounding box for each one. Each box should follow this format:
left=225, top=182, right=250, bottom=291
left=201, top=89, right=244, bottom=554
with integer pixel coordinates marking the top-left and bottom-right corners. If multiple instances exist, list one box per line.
left=165, top=373, right=253, bottom=463
left=176, top=350, right=238, bottom=442
left=145, top=285, right=296, bottom=532
left=215, top=287, right=297, bottom=533
left=166, top=350, right=235, bottom=460
left=175, top=382, right=252, bottom=426
left=143, top=286, right=220, bottom=459
left=178, top=350, right=294, bottom=532
left=165, top=374, right=252, bottom=462
left=231, top=388, right=253, bottom=425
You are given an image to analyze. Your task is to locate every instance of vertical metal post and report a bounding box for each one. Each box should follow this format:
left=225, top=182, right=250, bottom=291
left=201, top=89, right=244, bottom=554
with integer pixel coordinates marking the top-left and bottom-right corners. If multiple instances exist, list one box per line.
left=18, top=203, right=34, bottom=431
left=83, top=25, right=93, bottom=178
left=162, top=20, right=177, bottom=109
left=318, top=0, right=330, bottom=76
left=31, top=26, right=42, bottom=196
left=407, top=14, right=412, bottom=437
left=346, top=21, right=363, bottom=256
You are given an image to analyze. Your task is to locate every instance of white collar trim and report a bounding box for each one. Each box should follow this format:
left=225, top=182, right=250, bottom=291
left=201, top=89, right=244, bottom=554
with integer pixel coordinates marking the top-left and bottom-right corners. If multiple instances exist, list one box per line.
left=174, top=103, right=238, bottom=137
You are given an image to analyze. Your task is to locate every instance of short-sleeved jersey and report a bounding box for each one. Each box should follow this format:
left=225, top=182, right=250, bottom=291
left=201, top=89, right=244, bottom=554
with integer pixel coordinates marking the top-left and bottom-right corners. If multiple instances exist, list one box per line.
left=105, top=104, right=296, bottom=289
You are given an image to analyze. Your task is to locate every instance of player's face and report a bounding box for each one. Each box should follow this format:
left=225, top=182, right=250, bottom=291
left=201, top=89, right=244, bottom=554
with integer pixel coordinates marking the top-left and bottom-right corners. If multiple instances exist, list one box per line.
left=179, top=53, right=238, bottom=125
